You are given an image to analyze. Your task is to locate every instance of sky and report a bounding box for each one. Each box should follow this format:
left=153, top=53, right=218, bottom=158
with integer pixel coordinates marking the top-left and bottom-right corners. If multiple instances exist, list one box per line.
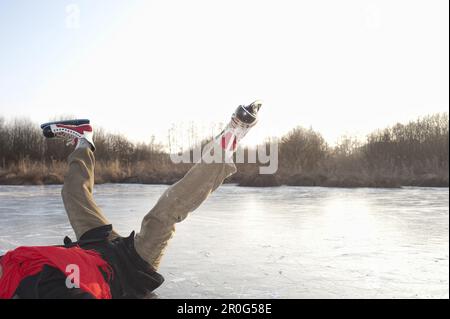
left=0, top=0, right=448, bottom=148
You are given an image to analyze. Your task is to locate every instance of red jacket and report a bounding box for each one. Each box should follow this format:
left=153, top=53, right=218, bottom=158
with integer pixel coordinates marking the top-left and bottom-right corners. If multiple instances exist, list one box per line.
left=0, top=246, right=112, bottom=299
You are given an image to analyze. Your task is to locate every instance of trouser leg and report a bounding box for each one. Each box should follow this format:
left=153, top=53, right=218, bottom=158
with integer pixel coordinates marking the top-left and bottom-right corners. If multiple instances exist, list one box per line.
left=134, top=148, right=236, bottom=270
left=62, top=147, right=119, bottom=240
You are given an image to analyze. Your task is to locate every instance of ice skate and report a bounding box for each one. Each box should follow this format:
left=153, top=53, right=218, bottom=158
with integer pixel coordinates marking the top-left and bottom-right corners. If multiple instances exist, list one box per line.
left=41, top=119, right=95, bottom=151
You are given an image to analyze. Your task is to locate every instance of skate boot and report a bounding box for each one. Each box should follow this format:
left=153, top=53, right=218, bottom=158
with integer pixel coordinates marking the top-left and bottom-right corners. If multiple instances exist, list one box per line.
left=41, top=119, right=95, bottom=151
left=219, top=100, right=263, bottom=152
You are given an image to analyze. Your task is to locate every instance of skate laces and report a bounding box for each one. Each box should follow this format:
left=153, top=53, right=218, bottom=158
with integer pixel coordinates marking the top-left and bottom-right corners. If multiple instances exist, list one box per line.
left=52, top=126, right=80, bottom=146
left=229, top=115, right=256, bottom=142
left=231, top=115, right=255, bottom=130
left=54, top=132, right=78, bottom=147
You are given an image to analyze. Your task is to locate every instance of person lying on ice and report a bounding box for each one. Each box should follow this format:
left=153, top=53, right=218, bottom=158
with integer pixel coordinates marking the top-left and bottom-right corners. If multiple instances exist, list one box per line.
left=0, top=101, right=262, bottom=299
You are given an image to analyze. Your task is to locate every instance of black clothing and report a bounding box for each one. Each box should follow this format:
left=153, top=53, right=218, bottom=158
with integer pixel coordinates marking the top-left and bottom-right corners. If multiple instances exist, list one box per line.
left=13, top=225, right=164, bottom=299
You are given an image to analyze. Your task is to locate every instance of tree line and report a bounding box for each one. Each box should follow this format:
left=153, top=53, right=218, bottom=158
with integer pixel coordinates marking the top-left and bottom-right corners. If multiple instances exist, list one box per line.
left=0, top=113, right=448, bottom=187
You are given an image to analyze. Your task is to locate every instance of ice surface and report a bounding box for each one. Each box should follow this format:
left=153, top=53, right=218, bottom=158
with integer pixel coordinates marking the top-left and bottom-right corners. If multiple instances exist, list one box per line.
left=0, top=184, right=448, bottom=299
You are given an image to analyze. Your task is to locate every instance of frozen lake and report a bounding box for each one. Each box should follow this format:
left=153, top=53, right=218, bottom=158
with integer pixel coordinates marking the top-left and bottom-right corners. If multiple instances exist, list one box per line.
left=0, top=184, right=448, bottom=299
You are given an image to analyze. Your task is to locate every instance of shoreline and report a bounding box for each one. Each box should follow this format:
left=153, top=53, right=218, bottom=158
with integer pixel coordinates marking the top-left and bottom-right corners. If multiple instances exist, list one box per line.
left=1, top=112, right=448, bottom=190
left=0, top=175, right=448, bottom=189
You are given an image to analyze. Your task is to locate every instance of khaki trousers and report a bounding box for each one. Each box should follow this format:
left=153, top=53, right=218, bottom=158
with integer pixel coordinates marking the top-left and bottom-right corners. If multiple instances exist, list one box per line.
left=62, top=147, right=236, bottom=271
